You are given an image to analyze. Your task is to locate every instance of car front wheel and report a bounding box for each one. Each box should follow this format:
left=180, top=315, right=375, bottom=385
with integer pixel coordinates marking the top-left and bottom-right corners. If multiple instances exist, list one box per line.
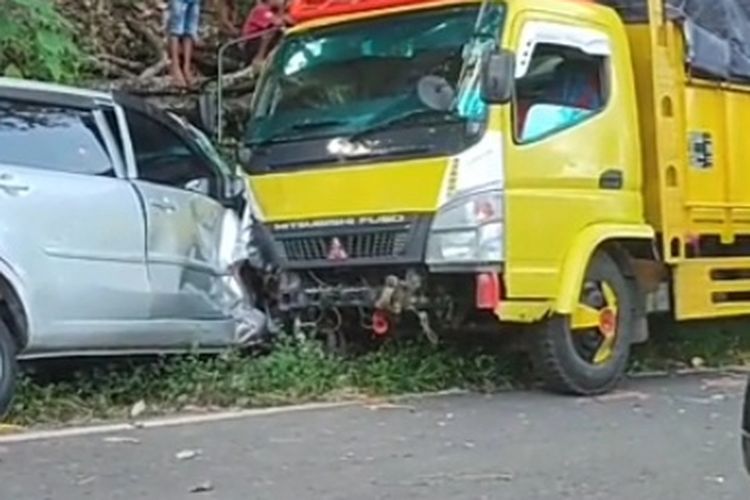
left=0, top=319, right=18, bottom=419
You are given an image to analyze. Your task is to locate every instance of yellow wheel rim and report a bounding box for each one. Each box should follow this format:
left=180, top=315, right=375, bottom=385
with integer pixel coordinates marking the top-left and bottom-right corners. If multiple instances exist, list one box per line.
left=571, top=281, right=618, bottom=365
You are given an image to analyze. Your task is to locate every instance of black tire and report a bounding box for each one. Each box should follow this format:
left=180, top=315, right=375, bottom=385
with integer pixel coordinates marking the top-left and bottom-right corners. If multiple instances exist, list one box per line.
left=0, top=319, right=18, bottom=419
left=531, top=250, right=635, bottom=396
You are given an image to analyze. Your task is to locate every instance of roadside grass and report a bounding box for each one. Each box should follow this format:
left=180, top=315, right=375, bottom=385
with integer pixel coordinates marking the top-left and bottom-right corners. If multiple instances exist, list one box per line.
left=8, top=318, right=750, bottom=427
left=8, top=340, right=522, bottom=427
left=631, top=316, right=750, bottom=372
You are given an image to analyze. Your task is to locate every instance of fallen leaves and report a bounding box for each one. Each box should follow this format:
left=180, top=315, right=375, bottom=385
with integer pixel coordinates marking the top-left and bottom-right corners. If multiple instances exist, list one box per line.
left=0, top=423, right=24, bottom=436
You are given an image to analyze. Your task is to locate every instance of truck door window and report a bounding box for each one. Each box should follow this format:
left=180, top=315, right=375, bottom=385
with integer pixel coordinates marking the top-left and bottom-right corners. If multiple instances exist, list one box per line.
left=0, top=98, right=115, bottom=176
left=125, top=109, right=218, bottom=196
left=514, top=43, right=608, bottom=143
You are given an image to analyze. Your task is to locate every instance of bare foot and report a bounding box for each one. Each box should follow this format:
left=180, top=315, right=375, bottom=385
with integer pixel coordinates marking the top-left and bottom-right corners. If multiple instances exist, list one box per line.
left=170, top=64, right=187, bottom=88
left=183, top=66, right=196, bottom=89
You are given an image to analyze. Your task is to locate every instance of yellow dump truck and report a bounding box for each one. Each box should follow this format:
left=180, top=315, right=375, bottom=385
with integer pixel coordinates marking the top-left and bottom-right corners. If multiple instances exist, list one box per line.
left=227, top=0, right=750, bottom=394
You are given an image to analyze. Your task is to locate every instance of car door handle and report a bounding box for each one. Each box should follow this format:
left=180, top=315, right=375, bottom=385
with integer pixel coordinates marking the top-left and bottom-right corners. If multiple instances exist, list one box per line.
left=0, top=174, right=29, bottom=195
left=150, top=198, right=177, bottom=212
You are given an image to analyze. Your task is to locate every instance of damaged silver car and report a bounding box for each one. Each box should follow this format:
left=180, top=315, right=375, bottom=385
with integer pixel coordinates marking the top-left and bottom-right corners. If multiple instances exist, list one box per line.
left=0, top=78, right=267, bottom=417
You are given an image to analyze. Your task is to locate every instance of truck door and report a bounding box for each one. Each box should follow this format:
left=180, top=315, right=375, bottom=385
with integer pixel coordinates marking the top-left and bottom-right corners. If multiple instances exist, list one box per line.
left=121, top=106, right=233, bottom=323
left=0, top=97, right=150, bottom=351
left=503, top=19, right=642, bottom=298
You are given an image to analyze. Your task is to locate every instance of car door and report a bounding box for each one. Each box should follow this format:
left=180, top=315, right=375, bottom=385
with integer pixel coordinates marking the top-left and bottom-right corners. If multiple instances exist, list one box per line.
left=120, top=104, right=234, bottom=323
left=0, top=95, right=150, bottom=352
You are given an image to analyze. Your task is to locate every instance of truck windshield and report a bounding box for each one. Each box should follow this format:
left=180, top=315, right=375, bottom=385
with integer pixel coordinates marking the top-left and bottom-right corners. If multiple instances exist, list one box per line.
left=248, top=4, right=505, bottom=146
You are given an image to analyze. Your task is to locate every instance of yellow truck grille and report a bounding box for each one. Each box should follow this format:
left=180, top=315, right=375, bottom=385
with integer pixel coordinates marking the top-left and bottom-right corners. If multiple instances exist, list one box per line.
left=279, top=230, right=411, bottom=262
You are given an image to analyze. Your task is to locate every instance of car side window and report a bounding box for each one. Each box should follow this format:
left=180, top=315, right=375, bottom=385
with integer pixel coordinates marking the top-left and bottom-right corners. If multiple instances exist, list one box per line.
left=125, top=109, right=217, bottom=196
left=513, top=43, right=609, bottom=143
left=0, top=98, right=115, bottom=176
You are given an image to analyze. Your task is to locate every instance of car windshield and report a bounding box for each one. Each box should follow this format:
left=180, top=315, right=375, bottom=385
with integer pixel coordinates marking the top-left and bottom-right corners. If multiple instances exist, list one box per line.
left=248, top=4, right=506, bottom=145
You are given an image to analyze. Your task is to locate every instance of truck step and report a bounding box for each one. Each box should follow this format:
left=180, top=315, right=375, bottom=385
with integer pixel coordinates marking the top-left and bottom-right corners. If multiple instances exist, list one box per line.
left=674, top=258, right=750, bottom=320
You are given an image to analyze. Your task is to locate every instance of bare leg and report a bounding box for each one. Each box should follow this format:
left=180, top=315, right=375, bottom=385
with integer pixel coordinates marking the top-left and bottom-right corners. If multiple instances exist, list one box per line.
left=252, top=34, right=273, bottom=68
left=182, top=37, right=195, bottom=87
left=169, top=36, right=186, bottom=87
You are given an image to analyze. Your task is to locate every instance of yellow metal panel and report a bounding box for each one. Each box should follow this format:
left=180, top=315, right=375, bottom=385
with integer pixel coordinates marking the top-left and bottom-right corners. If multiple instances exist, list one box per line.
left=554, top=223, right=655, bottom=314
left=249, top=158, right=448, bottom=221
left=495, top=300, right=551, bottom=323
left=684, top=86, right=727, bottom=206
left=501, top=2, right=648, bottom=302
left=674, top=258, right=750, bottom=319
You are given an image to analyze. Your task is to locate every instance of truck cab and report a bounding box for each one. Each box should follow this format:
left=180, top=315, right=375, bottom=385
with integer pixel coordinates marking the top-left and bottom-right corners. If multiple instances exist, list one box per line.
left=234, top=0, right=652, bottom=394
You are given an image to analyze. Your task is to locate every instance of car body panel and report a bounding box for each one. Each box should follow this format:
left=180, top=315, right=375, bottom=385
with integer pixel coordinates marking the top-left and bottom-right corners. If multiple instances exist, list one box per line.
left=132, top=179, right=234, bottom=321
left=0, top=162, right=152, bottom=353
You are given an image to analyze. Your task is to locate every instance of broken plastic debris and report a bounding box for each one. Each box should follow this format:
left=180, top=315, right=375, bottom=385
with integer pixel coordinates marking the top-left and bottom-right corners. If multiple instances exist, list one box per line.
left=130, top=400, right=147, bottom=419
left=176, top=449, right=202, bottom=461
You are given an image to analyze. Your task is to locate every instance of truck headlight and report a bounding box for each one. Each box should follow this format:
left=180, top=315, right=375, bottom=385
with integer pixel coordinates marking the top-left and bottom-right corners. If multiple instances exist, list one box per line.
left=426, top=190, right=504, bottom=265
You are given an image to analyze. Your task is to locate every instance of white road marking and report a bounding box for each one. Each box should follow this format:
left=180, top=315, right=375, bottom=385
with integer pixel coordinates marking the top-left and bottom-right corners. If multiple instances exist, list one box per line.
left=0, top=401, right=353, bottom=444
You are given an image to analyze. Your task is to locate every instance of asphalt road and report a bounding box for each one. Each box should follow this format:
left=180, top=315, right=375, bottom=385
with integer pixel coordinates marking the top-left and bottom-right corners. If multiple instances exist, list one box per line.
left=0, top=374, right=748, bottom=500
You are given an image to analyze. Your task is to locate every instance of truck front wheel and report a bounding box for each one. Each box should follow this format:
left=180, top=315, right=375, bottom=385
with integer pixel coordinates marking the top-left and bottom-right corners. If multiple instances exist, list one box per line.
left=531, top=250, right=635, bottom=396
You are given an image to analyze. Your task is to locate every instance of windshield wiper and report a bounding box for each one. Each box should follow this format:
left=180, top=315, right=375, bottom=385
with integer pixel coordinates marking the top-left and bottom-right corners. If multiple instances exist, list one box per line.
left=348, top=108, right=461, bottom=142
left=251, top=118, right=348, bottom=146
left=291, top=119, right=347, bottom=130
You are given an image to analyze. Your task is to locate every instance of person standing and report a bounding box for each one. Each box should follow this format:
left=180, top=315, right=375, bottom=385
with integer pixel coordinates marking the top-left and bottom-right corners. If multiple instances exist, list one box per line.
left=241, top=0, right=293, bottom=67
left=168, top=0, right=202, bottom=88
left=168, top=0, right=239, bottom=88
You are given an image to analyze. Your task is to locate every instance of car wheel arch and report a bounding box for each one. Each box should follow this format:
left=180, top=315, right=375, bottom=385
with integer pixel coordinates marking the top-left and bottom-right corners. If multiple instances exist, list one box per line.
left=0, top=271, right=29, bottom=350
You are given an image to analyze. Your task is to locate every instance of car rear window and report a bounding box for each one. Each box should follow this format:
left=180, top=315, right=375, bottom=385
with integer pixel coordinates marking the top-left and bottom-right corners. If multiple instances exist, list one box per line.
left=0, top=98, right=115, bottom=176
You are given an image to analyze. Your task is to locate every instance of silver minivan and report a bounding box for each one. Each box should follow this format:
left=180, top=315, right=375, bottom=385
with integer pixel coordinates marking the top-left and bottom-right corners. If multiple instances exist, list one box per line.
left=0, top=78, right=264, bottom=417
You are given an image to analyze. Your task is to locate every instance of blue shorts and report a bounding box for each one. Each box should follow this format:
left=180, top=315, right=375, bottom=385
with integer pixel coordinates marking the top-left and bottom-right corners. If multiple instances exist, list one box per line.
left=169, top=0, right=201, bottom=39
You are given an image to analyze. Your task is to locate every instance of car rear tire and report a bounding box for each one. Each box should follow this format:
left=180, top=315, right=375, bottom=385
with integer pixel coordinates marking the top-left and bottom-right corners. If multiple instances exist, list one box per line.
left=0, top=319, right=18, bottom=419
left=531, top=250, right=636, bottom=396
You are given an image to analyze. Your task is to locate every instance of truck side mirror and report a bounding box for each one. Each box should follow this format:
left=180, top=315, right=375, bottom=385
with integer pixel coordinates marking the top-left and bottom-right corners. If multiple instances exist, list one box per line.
left=197, top=91, right=219, bottom=137
left=480, top=49, right=515, bottom=104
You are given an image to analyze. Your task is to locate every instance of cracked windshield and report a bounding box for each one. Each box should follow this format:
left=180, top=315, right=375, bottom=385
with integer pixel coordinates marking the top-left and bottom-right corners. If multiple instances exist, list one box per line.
left=249, top=4, right=505, bottom=147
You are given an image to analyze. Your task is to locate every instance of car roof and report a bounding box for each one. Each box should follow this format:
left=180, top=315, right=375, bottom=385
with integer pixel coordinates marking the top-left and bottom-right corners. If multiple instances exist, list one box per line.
left=0, top=77, right=115, bottom=109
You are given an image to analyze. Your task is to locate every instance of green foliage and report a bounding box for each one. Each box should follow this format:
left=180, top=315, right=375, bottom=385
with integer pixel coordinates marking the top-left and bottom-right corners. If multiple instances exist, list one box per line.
left=8, top=339, right=518, bottom=426
left=0, top=0, right=82, bottom=82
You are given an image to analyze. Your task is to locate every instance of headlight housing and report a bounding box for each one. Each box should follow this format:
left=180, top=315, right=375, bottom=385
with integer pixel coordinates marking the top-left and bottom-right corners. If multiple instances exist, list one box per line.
left=426, top=189, right=504, bottom=265
left=218, top=209, right=242, bottom=270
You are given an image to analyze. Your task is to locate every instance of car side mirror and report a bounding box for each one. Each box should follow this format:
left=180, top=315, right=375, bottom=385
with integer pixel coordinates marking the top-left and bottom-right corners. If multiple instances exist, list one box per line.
left=236, top=145, right=252, bottom=166
left=480, top=49, right=515, bottom=104
left=197, top=91, right=219, bottom=137
left=221, top=174, right=247, bottom=213
left=225, top=174, right=246, bottom=199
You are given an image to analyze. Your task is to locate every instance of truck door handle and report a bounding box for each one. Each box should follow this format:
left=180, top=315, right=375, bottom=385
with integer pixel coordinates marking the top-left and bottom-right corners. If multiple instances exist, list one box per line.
left=150, top=198, right=176, bottom=212
left=599, top=170, right=623, bottom=190
left=0, top=174, right=29, bottom=195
